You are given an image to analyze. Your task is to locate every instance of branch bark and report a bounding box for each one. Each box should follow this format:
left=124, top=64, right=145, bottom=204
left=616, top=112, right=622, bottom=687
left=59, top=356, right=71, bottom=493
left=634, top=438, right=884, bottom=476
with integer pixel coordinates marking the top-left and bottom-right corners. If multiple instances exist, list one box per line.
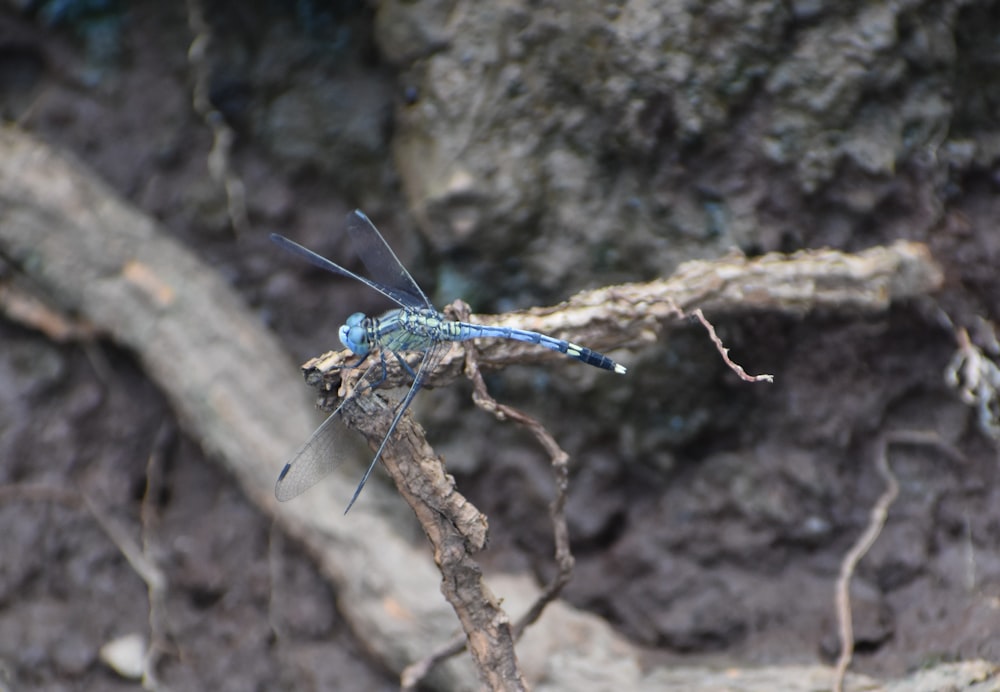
left=301, top=240, right=943, bottom=388
left=334, top=384, right=524, bottom=690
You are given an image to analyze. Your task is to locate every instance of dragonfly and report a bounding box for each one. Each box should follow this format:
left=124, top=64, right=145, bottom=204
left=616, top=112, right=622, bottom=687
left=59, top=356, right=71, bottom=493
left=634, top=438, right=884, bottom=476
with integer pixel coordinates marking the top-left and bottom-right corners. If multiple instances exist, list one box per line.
left=271, top=210, right=627, bottom=512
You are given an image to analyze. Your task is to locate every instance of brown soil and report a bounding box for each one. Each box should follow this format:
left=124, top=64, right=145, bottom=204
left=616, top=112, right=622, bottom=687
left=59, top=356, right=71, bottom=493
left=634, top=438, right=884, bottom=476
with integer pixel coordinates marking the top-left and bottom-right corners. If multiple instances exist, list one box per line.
left=1, top=2, right=998, bottom=690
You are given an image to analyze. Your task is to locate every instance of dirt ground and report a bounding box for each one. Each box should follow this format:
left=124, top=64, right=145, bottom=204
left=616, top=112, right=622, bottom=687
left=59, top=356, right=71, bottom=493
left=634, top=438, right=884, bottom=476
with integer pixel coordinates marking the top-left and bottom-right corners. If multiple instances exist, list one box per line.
left=1, top=2, right=998, bottom=691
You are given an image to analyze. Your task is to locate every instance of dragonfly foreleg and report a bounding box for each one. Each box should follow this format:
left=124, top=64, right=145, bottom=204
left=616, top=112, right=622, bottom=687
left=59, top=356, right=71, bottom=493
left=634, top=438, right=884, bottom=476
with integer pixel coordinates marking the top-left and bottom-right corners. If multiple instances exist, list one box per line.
left=355, top=350, right=417, bottom=395
left=356, top=350, right=390, bottom=394
left=330, top=351, right=371, bottom=372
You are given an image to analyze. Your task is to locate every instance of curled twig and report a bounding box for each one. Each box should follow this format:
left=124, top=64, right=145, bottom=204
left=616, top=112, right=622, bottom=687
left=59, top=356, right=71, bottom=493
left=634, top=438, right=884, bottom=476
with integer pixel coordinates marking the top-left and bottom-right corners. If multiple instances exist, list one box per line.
left=453, top=301, right=577, bottom=638
left=401, top=634, right=466, bottom=691
left=833, top=431, right=965, bottom=692
left=692, top=308, right=773, bottom=383
left=186, top=0, right=248, bottom=235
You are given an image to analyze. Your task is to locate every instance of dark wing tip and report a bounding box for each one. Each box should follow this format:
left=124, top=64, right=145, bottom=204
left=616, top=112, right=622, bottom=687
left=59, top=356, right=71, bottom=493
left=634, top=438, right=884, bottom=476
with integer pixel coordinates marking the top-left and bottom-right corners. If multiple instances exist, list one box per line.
left=274, top=464, right=295, bottom=502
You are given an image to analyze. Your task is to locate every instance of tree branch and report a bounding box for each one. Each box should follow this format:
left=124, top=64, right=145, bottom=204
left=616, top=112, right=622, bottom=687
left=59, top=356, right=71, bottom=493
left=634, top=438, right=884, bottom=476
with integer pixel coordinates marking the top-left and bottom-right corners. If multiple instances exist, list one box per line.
left=301, top=240, right=943, bottom=388
left=333, top=383, right=525, bottom=690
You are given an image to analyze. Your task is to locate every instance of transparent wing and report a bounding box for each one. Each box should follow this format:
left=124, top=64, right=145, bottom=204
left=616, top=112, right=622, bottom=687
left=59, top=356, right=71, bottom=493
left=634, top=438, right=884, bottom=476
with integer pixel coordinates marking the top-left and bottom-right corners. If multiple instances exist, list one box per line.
left=270, top=233, right=412, bottom=309
left=274, top=363, right=383, bottom=502
left=345, top=210, right=432, bottom=309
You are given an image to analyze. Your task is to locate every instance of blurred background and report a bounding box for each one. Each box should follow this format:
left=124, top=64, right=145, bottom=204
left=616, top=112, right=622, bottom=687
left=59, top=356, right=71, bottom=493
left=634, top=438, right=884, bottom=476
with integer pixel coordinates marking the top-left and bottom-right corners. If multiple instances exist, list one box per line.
left=0, top=1, right=998, bottom=689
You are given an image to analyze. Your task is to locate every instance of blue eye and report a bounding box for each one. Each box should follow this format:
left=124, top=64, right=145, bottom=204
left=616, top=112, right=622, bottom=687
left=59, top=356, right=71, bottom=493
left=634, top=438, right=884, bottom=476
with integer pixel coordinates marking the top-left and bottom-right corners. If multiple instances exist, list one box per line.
left=345, top=312, right=365, bottom=327
left=339, top=314, right=370, bottom=354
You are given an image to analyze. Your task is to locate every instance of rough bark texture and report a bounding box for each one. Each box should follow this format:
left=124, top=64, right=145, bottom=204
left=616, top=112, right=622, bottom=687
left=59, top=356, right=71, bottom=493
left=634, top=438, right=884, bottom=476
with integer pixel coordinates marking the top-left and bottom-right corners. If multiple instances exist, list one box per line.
left=300, top=240, right=943, bottom=390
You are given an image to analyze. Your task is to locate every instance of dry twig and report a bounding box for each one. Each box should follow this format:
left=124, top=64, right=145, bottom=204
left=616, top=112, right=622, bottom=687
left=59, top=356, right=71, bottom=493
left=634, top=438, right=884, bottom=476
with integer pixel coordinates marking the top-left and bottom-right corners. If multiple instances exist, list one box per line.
left=945, top=325, right=1000, bottom=440
left=330, top=374, right=524, bottom=690
left=401, top=300, right=582, bottom=689
left=83, top=489, right=168, bottom=688
left=81, top=422, right=177, bottom=692
left=301, top=240, right=940, bottom=390
left=692, top=308, right=773, bottom=383
left=833, top=431, right=965, bottom=692
left=186, top=0, right=248, bottom=235
left=138, top=424, right=175, bottom=690
left=401, top=634, right=467, bottom=691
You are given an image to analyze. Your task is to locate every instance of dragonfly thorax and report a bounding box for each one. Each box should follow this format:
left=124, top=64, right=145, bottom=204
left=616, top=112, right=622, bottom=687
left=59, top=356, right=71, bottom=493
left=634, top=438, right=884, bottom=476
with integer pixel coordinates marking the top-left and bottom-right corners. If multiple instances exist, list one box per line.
left=339, top=312, right=372, bottom=355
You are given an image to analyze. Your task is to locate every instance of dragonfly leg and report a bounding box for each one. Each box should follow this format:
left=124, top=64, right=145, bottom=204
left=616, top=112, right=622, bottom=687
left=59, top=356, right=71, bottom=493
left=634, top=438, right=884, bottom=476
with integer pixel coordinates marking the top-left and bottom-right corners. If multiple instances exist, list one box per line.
left=331, top=351, right=371, bottom=372
left=358, top=351, right=390, bottom=393
left=392, top=350, right=419, bottom=380
left=354, top=351, right=416, bottom=396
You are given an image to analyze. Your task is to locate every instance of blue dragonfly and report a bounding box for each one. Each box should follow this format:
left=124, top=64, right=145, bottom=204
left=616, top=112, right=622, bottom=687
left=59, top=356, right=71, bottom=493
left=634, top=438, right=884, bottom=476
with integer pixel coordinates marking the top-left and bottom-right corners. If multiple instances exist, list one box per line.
left=271, top=210, right=627, bottom=512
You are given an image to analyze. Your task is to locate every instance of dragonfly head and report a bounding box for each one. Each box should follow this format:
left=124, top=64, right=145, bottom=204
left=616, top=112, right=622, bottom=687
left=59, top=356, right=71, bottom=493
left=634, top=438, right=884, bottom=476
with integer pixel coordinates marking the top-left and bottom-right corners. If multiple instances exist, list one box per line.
left=339, top=312, right=371, bottom=355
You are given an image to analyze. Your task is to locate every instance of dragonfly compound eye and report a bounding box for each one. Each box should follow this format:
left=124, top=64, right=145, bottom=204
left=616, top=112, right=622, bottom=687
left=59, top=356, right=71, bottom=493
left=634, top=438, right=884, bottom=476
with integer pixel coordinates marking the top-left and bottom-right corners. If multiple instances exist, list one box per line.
left=339, top=321, right=370, bottom=355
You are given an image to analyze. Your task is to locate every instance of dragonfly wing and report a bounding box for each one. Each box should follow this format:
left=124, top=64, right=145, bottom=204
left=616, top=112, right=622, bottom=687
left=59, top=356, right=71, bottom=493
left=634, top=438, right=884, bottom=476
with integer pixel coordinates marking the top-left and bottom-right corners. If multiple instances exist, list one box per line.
left=274, top=363, right=382, bottom=502
left=345, top=210, right=432, bottom=310
left=274, top=404, right=353, bottom=502
left=342, top=340, right=448, bottom=513
left=270, top=233, right=412, bottom=308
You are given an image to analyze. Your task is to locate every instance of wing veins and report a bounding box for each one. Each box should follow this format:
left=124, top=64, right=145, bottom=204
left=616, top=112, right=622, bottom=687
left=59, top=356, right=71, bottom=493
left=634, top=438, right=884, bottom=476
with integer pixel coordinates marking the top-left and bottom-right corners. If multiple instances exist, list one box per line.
left=274, top=362, right=383, bottom=502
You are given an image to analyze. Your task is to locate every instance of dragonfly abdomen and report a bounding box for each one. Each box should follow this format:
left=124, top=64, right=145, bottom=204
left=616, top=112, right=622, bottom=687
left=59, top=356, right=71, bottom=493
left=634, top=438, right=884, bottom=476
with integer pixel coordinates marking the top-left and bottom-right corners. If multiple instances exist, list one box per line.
left=455, top=323, right=626, bottom=374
